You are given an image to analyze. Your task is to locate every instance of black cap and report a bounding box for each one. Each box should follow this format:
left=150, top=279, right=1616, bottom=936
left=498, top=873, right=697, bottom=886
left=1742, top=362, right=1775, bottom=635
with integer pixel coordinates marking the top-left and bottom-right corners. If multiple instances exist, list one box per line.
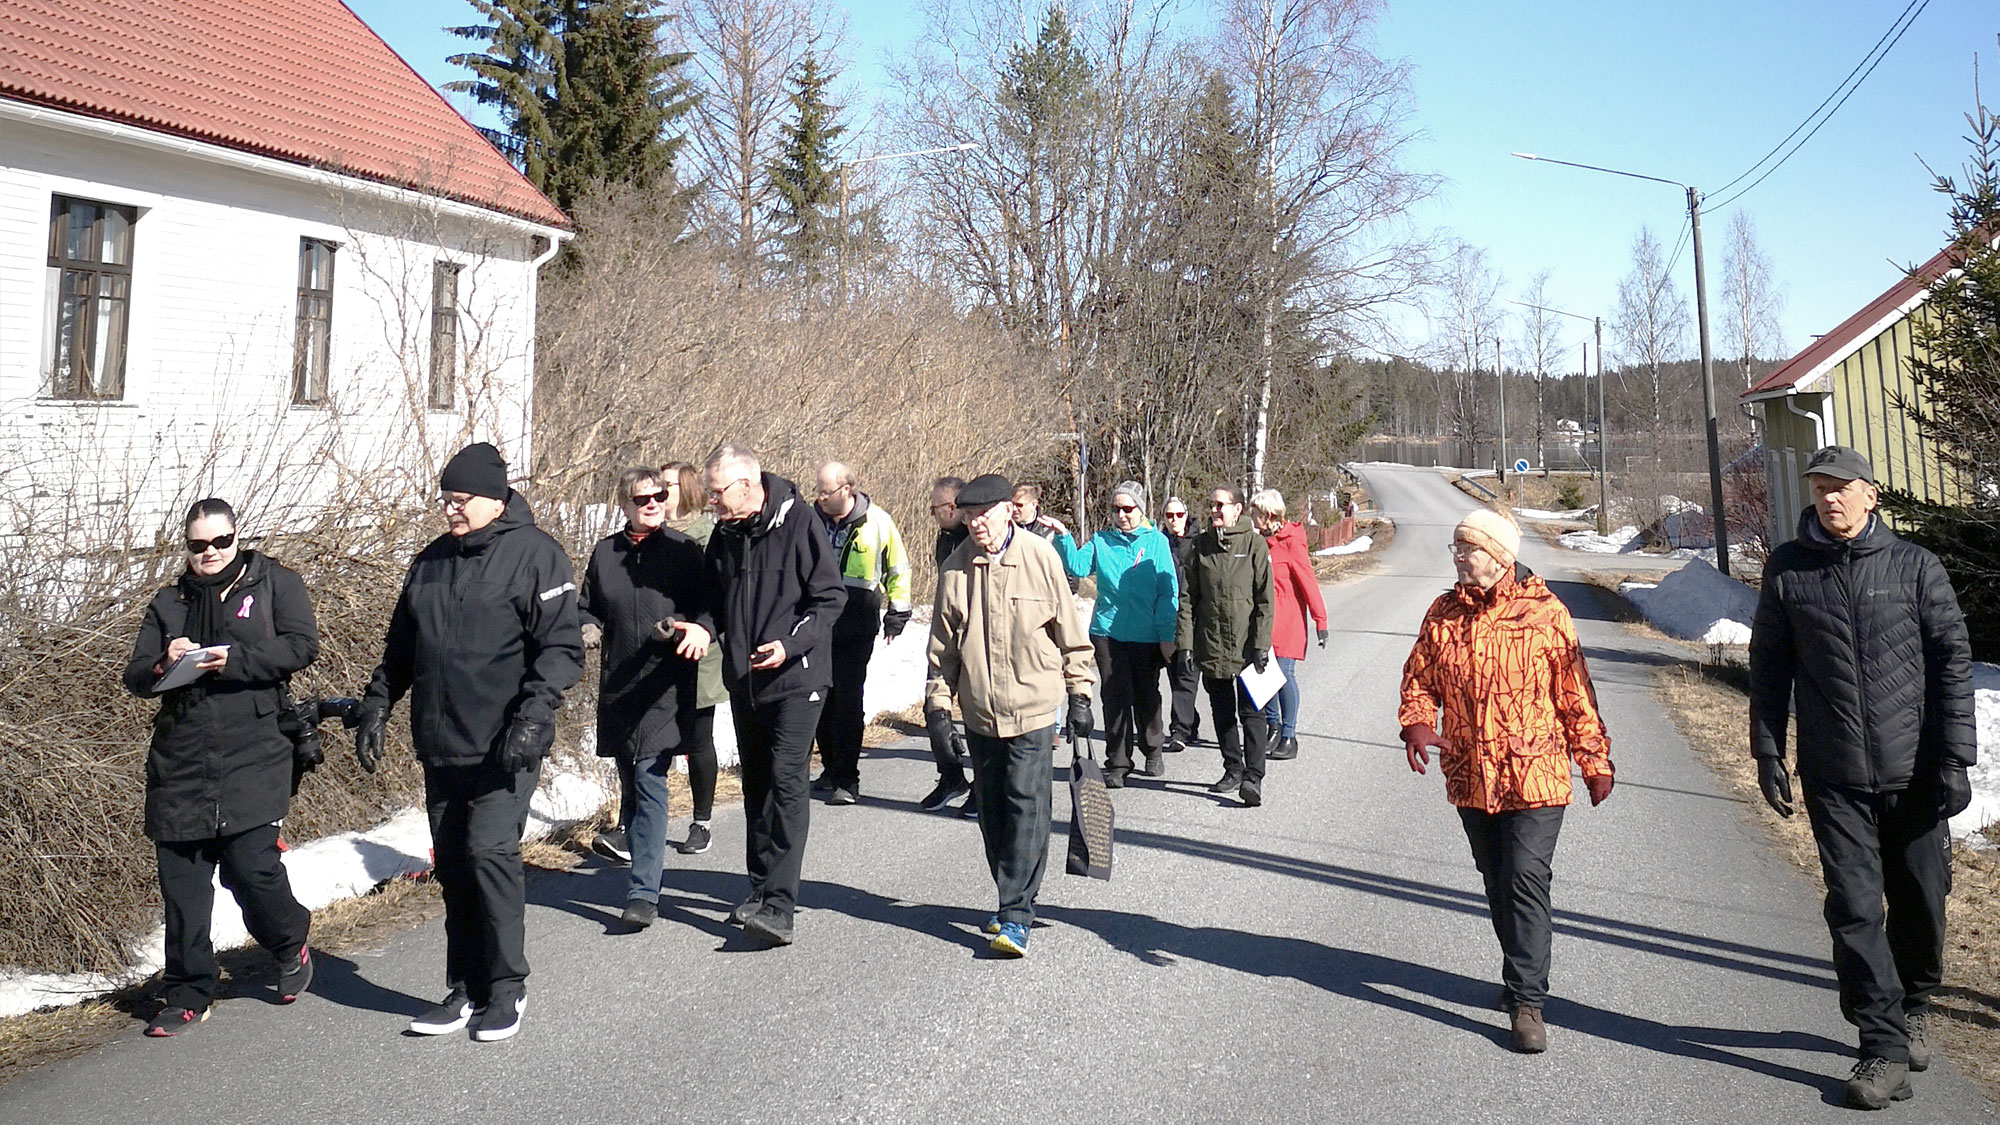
left=1804, top=445, right=1873, bottom=485
left=956, top=473, right=1013, bottom=509
left=439, top=442, right=510, bottom=500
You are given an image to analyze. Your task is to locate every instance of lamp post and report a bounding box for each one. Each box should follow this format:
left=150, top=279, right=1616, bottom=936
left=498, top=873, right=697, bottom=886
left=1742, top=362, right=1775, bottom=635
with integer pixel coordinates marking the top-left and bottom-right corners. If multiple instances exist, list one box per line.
left=837, top=142, right=979, bottom=291
left=1512, top=152, right=1732, bottom=575
left=1508, top=298, right=1609, bottom=535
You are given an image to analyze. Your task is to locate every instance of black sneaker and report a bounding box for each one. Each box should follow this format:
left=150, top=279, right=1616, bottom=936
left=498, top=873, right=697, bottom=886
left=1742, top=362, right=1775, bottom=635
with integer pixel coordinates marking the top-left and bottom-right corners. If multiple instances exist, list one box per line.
left=591, top=828, right=632, bottom=865
left=828, top=785, right=858, bottom=806
left=1164, top=736, right=1187, bottom=754
left=145, top=1005, right=210, bottom=1037
left=1844, top=1056, right=1913, bottom=1109
left=728, top=895, right=763, bottom=926
left=409, top=988, right=478, bottom=1035
left=1267, top=737, right=1299, bottom=761
left=743, top=908, right=794, bottom=946
left=1143, top=751, right=1165, bottom=777
left=1103, top=769, right=1127, bottom=790
left=957, top=791, right=980, bottom=819
left=921, top=776, right=970, bottom=812
left=620, top=899, right=657, bottom=928
left=472, top=995, right=526, bottom=1042
left=1239, top=779, right=1263, bottom=807
left=1907, top=1006, right=1934, bottom=1072
left=1207, top=772, right=1244, bottom=794
left=677, top=822, right=713, bottom=855
left=278, top=944, right=313, bottom=1003
left=810, top=773, right=837, bottom=793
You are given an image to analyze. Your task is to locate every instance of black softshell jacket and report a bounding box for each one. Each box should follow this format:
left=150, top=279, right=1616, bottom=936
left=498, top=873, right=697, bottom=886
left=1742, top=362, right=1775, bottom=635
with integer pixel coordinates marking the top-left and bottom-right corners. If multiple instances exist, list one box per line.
left=365, top=491, right=585, bottom=766
left=705, top=473, right=846, bottom=704
left=122, top=552, right=320, bottom=841
left=579, top=526, right=713, bottom=761
left=1749, top=509, right=1975, bottom=791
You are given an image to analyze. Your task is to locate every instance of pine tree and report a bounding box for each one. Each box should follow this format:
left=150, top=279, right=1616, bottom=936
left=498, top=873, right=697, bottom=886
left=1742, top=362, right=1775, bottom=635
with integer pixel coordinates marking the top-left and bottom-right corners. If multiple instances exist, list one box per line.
left=766, top=52, right=847, bottom=287
left=1887, top=93, right=2000, bottom=658
left=448, top=0, right=694, bottom=213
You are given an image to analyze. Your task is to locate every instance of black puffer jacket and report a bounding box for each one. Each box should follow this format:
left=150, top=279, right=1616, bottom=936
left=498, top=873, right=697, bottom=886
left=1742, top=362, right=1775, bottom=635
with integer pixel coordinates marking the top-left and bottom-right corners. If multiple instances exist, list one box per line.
left=364, top=491, right=585, bottom=766
left=705, top=473, right=846, bottom=704
left=1750, top=510, right=1975, bottom=791
left=122, top=551, right=319, bottom=841
left=579, top=526, right=713, bottom=760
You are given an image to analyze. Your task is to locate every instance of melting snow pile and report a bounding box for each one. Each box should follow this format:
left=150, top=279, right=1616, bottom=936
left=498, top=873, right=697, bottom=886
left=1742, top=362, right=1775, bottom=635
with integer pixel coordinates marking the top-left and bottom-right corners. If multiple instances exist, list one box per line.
left=1313, top=535, right=1373, bottom=557
left=1561, top=525, right=1643, bottom=554
left=1617, top=558, right=1757, bottom=645
left=1950, top=663, right=2000, bottom=840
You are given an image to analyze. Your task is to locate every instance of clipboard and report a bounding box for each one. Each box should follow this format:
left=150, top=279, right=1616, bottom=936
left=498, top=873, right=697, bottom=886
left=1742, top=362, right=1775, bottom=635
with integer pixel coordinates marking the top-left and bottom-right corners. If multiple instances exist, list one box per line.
left=1238, top=657, right=1285, bottom=711
left=153, top=645, right=230, bottom=692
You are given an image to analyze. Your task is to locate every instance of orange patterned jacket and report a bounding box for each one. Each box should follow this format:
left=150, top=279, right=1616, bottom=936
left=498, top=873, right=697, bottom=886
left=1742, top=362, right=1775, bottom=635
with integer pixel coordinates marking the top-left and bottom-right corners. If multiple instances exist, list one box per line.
left=1398, top=568, right=1612, bottom=813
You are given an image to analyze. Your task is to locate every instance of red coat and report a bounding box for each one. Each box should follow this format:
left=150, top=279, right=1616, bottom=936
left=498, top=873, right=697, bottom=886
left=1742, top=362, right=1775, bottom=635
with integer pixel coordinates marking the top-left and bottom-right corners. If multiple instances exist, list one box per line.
left=1265, top=522, right=1328, bottom=659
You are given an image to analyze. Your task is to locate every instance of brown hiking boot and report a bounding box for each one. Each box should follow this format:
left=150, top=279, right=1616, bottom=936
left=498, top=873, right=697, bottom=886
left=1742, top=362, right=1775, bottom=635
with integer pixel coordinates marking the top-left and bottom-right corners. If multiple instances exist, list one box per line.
left=1906, top=1006, right=1934, bottom=1072
left=1510, top=1005, right=1547, bottom=1053
left=1845, top=1056, right=1913, bottom=1109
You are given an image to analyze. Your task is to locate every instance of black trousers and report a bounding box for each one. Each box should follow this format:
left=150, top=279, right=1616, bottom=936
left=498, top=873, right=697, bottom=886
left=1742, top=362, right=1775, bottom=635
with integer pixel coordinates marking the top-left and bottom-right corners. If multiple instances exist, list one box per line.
left=815, top=628, right=877, bottom=790
left=1167, top=651, right=1202, bottom=742
left=155, top=822, right=309, bottom=1010
left=1203, top=674, right=1268, bottom=784
left=614, top=706, right=720, bottom=826
left=968, top=726, right=1055, bottom=926
left=1458, top=805, right=1565, bottom=1010
left=425, top=758, right=540, bottom=1006
left=733, top=693, right=823, bottom=919
left=1802, top=781, right=1952, bottom=1062
left=1093, top=636, right=1163, bottom=773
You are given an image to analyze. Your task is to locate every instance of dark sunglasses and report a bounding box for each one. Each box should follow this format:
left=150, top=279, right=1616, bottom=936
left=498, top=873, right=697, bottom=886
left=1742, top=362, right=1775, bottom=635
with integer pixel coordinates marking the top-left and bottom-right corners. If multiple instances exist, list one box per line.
left=1112, top=504, right=1139, bottom=513
left=185, top=533, right=236, bottom=553
left=629, top=491, right=669, bottom=508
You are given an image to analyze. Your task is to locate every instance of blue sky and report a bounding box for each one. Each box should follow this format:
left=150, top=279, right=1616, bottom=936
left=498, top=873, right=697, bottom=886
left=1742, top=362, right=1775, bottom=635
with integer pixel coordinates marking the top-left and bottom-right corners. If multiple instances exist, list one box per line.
left=348, top=0, right=1990, bottom=364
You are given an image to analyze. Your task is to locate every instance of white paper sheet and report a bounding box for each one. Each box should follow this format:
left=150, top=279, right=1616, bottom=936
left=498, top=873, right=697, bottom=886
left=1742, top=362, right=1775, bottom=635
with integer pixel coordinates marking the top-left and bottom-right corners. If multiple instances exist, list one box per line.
left=152, top=645, right=230, bottom=692
left=1238, top=656, right=1285, bottom=711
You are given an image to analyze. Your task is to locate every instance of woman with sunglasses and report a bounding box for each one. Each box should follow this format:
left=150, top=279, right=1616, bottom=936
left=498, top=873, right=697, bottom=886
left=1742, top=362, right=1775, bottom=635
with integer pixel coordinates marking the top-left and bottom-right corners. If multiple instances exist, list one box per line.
left=579, top=468, right=715, bottom=929
left=1053, top=480, right=1179, bottom=786
left=122, top=498, right=320, bottom=1036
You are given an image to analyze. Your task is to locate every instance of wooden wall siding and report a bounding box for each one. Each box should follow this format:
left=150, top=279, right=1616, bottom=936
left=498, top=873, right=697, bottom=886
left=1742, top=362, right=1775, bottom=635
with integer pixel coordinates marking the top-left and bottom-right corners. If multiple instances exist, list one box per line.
left=1828, top=310, right=1958, bottom=511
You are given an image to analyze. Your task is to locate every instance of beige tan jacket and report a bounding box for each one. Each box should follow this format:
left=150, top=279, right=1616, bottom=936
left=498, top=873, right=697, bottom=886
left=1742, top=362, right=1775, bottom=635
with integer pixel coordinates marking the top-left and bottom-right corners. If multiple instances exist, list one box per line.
left=926, top=530, right=1094, bottom=738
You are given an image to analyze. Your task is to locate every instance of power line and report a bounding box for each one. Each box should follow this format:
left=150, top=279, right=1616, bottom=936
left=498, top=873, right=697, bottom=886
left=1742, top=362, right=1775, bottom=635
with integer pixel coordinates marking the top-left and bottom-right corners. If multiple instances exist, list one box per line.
left=1706, top=0, right=1931, bottom=213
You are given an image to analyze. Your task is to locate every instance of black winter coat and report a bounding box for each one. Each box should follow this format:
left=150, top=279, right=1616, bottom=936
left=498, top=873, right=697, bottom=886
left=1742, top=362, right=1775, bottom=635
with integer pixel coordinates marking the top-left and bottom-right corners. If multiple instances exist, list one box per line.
left=579, top=526, right=712, bottom=760
left=1750, top=510, right=1975, bottom=791
left=705, top=473, right=846, bottom=704
left=122, top=552, right=319, bottom=841
left=364, top=491, right=585, bottom=766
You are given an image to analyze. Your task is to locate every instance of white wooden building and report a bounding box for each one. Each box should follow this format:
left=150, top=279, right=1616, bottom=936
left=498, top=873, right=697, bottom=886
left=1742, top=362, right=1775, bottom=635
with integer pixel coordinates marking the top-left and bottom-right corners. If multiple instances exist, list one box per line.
left=0, top=0, right=569, bottom=543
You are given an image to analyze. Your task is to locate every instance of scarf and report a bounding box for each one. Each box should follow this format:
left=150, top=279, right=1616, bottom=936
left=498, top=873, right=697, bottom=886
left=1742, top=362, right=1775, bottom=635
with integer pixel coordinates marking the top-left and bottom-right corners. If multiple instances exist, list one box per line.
left=625, top=523, right=653, bottom=546
left=177, top=551, right=249, bottom=646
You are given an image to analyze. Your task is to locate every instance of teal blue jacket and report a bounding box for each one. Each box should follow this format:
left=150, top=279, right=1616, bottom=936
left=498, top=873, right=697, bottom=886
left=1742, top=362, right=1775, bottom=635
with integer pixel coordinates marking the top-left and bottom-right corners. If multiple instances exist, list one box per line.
left=1055, top=525, right=1180, bottom=643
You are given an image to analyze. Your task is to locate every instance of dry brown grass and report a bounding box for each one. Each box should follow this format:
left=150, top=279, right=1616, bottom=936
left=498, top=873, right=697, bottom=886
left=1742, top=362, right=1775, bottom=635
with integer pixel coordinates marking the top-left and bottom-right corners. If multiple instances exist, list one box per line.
left=1657, top=660, right=2000, bottom=1103
left=1311, top=517, right=1395, bottom=583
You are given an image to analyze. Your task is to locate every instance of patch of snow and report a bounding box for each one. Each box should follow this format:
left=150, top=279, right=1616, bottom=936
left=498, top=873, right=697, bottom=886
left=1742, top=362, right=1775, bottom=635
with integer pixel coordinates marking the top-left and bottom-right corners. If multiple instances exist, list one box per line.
left=1616, top=558, right=1757, bottom=645
left=1950, top=662, right=2000, bottom=840
left=1313, top=535, right=1374, bottom=557
left=1515, top=506, right=1595, bottom=521
left=1560, top=525, right=1642, bottom=554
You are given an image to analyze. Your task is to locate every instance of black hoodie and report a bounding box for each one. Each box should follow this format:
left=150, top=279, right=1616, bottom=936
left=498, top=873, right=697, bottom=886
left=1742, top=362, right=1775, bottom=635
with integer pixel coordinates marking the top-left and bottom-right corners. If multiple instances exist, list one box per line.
left=1750, top=508, right=1975, bottom=791
left=705, top=472, right=847, bottom=704
left=365, top=490, right=585, bottom=766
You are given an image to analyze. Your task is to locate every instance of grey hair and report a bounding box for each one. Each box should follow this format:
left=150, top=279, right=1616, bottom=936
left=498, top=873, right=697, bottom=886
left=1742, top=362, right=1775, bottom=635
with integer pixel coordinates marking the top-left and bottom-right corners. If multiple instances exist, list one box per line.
left=1111, top=480, right=1147, bottom=510
left=1249, top=488, right=1286, bottom=519
left=617, top=466, right=662, bottom=501
left=706, top=441, right=760, bottom=479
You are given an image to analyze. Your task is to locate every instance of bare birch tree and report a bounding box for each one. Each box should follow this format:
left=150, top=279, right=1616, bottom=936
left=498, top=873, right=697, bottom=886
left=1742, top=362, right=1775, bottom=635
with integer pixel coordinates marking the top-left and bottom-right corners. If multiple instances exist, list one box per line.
left=1517, top=269, right=1564, bottom=467
left=1719, top=210, right=1786, bottom=390
left=1613, top=225, right=1690, bottom=460
left=1438, top=241, right=1501, bottom=463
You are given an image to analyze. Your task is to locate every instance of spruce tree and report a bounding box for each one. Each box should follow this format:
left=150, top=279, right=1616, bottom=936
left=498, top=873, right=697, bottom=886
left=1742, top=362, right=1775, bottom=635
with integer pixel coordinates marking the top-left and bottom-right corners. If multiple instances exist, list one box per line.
left=766, top=52, right=846, bottom=287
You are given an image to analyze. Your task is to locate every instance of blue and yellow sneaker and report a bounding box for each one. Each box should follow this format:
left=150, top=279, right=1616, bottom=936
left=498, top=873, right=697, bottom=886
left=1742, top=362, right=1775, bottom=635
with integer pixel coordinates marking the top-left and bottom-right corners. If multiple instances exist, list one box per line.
left=990, top=921, right=1029, bottom=957
left=983, top=915, right=1002, bottom=935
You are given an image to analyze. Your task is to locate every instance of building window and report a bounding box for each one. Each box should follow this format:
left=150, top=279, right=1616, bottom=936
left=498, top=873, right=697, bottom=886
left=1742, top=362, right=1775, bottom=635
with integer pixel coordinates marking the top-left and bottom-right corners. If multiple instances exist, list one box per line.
left=44, top=196, right=136, bottom=399
left=428, top=262, right=461, bottom=410
left=293, top=239, right=336, bottom=404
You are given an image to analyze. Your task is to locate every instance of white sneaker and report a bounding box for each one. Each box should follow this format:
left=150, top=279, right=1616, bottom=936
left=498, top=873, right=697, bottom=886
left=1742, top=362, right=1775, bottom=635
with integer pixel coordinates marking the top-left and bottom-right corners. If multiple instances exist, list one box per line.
left=471, top=995, right=526, bottom=1042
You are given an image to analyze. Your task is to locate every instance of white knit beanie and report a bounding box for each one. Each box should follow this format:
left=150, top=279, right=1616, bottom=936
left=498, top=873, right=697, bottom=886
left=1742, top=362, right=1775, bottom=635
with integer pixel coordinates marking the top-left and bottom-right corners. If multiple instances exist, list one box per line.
left=1455, top=508, right=1521, bottom=568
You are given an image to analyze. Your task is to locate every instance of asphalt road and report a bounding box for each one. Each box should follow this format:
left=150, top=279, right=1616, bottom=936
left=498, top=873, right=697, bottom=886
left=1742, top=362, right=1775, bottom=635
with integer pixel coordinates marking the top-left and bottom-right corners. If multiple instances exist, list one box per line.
left=4, top=463, right=1992, bottom=1123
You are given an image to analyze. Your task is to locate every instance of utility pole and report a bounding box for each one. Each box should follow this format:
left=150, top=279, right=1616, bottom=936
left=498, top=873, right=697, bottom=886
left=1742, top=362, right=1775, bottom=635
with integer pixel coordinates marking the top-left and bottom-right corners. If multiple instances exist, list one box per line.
left=1595, top=316, right=1608, bottom=535
left=1495, top=336, right=1507, bottom=482
left=1687, top=187, right=1733, bottom=576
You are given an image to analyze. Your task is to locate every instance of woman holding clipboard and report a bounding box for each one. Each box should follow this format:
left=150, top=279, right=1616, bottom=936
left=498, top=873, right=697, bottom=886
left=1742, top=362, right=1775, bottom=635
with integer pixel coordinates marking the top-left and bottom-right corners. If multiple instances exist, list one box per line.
left=122, top=498, right=320, bottom=1036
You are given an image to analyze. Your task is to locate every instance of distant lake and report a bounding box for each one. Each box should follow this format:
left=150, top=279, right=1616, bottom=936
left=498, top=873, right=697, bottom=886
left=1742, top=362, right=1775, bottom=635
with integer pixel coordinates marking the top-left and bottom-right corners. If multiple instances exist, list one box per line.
left=1361, top=436, right=1600, bottom=472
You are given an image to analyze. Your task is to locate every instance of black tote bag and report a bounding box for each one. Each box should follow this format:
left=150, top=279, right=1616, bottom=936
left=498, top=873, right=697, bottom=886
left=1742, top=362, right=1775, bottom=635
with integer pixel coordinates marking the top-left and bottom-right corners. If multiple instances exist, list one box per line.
left=1066, top=731, right=1115, bottom=880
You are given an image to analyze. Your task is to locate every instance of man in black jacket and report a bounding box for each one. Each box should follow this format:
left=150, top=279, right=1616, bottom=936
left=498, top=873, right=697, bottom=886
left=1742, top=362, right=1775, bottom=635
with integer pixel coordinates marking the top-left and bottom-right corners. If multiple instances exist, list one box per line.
left=355, top=443, right=584, bottom=1042
left=1749, top=445, right=1975, bottom=1110
left=1159, top=496, right=1201, bottom=752
left=704, top=443, right=846, bottom=945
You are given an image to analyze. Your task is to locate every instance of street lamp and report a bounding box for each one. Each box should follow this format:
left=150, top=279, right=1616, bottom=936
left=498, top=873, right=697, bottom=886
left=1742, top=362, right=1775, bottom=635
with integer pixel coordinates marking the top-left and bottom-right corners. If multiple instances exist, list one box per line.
left=1508, top=298, right=1609, bottom=535
left=1512, top=152, right=1733, bottom=576
left=837, top=142, right=980, bottom=278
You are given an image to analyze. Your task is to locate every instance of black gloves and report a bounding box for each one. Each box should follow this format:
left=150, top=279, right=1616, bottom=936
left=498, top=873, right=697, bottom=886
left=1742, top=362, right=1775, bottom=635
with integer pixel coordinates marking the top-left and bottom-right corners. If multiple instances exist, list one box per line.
left=1942, top=766, right=1974, bottom=819
left=1316, top=628, right=1329, bottom=649
left=1253, top=651, right=1270, bottom=675
left=1175, top=649, right=1195, bottom=677
left=499, top=715, right=554, bottom=774
left=353, top=703, right=389, bottom=774
left=884, top=611, right=910, bottom=643
left=925, top=707, right=956, bottom=751
left=1756, top=756, right=1794, bottom=818
left=1066, top=695, right=1093, bottom=744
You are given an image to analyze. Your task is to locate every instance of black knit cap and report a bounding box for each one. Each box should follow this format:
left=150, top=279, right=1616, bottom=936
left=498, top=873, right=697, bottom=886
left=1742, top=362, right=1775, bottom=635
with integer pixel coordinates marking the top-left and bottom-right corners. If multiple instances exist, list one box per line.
left=956, top=473, right=1013, bottom=509
left=439, top=442, right=510, bottom=500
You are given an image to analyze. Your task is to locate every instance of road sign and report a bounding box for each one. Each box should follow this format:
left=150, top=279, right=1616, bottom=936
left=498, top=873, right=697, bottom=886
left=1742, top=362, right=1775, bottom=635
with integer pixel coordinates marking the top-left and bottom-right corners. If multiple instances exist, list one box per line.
left=1513, top=458, right=1530, bottom=474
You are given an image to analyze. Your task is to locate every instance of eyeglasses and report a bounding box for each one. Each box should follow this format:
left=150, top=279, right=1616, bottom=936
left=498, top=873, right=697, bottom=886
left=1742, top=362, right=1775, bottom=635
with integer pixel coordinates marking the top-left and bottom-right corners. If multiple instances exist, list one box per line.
left=1449, top=542, right=1485, bottom=558
left=1164, top=511, right=1187, bottom=519
left=929, top=502, right=956, bottom=513
left=629, top=491, right=669, bottom=508
left=438, top=494, right=475, bottom=513
left=816, top=485, right=849, bottom=499
left=1210, top=501, right=1233, bottom=510
left=185, top=533, right=236, bottom=553
left=1112, top=504, right=1138, bottom=514
left=707, top=478, right=751, bottom=501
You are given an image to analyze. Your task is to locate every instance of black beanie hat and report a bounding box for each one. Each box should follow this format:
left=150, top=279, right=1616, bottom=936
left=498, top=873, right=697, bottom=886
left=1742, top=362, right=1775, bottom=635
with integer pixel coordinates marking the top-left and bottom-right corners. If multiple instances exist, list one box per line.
left=439, top=442, right=509, bottom=500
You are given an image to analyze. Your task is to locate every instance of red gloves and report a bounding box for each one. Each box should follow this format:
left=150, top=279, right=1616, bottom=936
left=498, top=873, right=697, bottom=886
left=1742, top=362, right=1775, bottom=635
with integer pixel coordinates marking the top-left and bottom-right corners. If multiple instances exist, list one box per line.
left=1401, top=724, right=1450, bottom=775
left=1584, top=771, right=1613, bottom=806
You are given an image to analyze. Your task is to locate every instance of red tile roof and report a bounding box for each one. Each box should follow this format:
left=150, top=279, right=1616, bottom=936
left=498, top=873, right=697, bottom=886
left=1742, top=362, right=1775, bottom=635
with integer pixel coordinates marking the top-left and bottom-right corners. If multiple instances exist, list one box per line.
left=1742, top=243, right=1956, bottom=398
left=0, top=0, right=567, bottom=229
